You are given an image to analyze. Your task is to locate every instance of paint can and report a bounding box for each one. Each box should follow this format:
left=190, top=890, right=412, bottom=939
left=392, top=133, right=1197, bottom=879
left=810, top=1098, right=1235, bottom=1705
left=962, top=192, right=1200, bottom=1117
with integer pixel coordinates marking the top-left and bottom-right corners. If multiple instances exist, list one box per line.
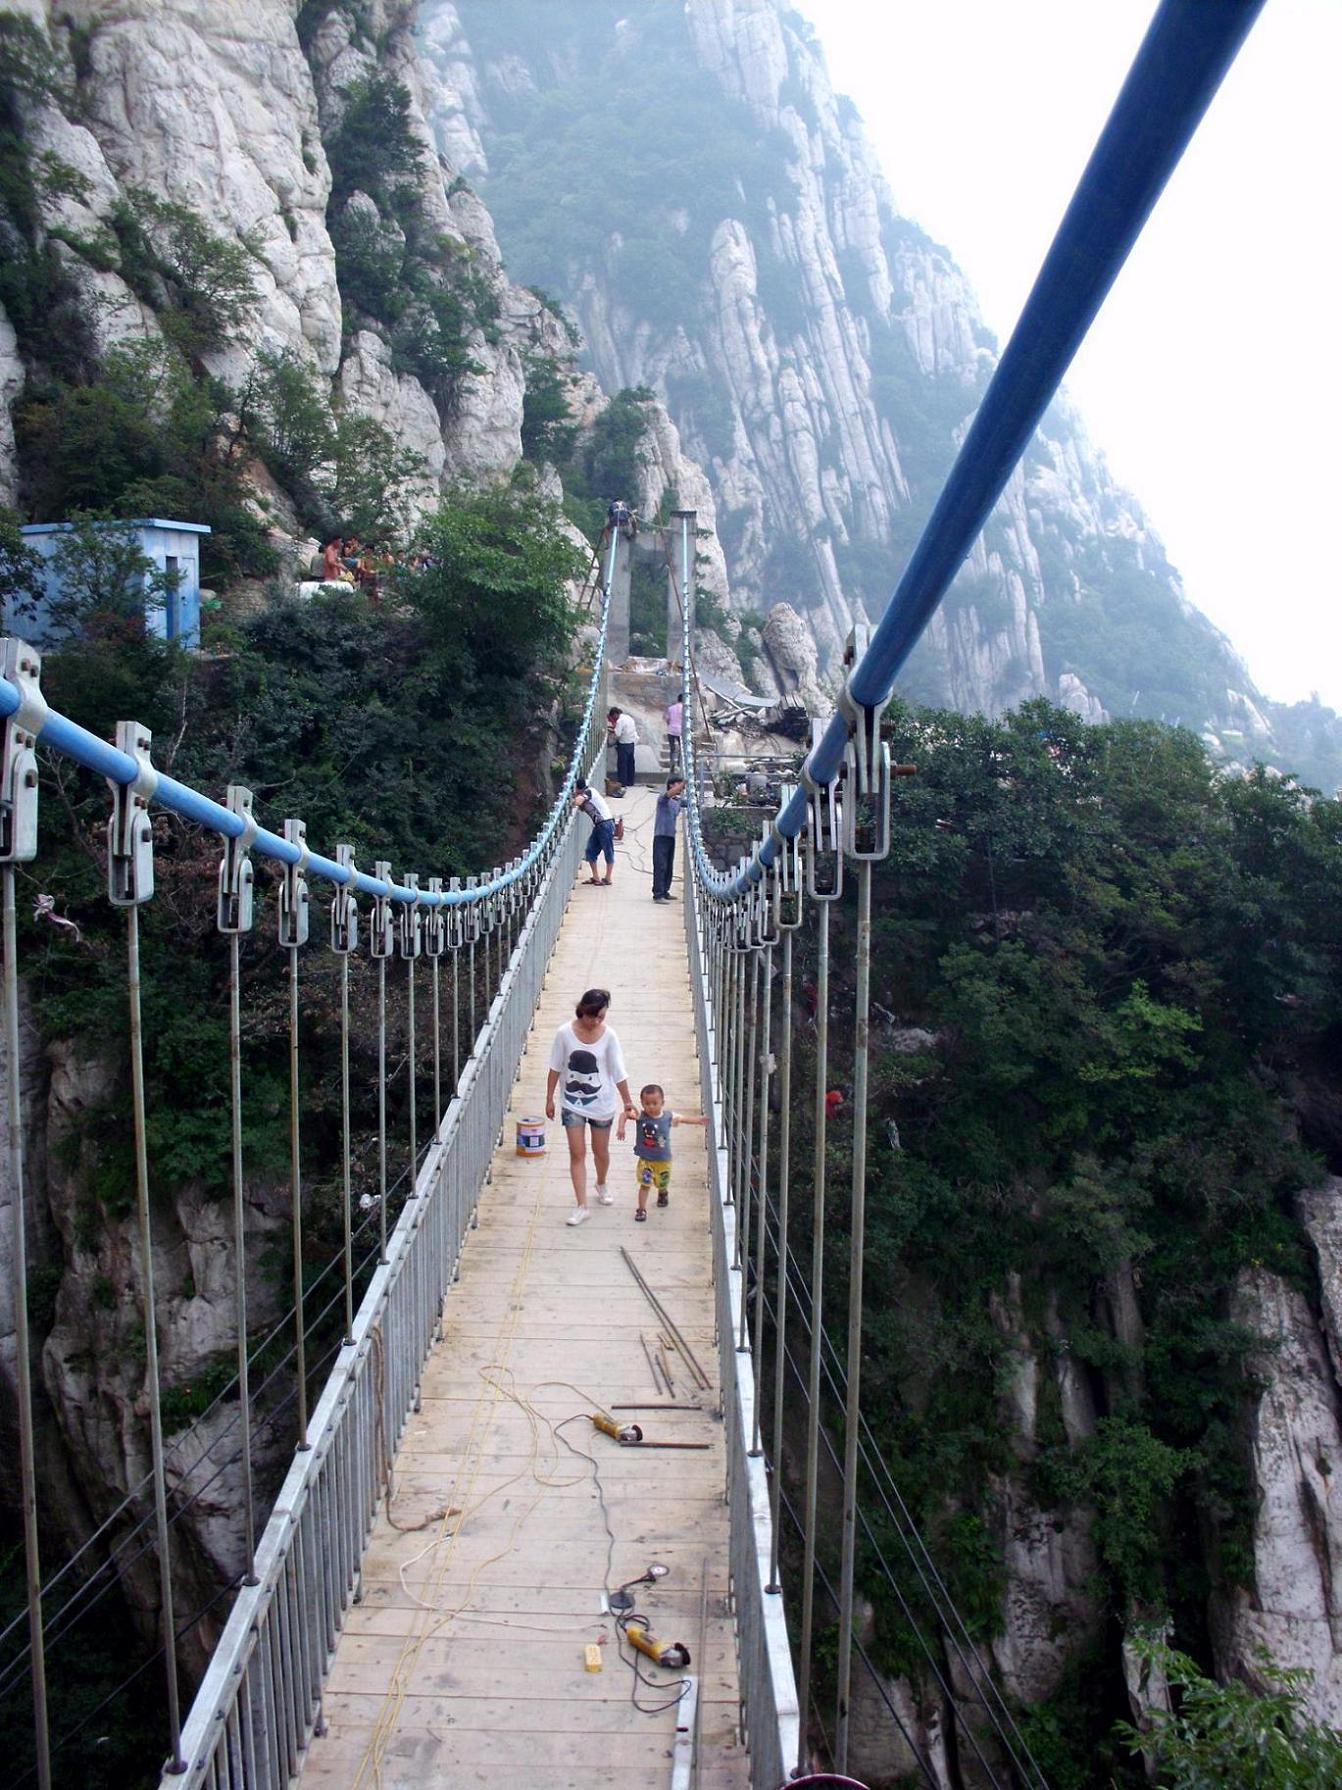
left=515, top=1115, right=546, bottom=1157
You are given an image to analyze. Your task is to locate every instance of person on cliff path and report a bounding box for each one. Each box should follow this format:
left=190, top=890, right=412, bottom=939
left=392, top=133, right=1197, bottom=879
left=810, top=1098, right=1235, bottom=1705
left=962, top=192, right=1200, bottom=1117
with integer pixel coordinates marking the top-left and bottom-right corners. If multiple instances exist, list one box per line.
left=573, top=779, right=616, bottom=885
left=608, top=706, right=637, bottom=791
left=547, top=989, right=638, bottom=1226
left=652, top=775, right=686, bottom=901
left=617, top=1083, right=709, bottom=1221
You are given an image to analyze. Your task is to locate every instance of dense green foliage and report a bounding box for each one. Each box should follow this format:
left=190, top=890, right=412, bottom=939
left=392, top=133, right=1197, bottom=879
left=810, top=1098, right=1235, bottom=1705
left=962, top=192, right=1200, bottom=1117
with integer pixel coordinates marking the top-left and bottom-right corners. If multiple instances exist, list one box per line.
left=760, top=699, right=1342, bottom=1781
left=1116, top=1638, right=1342, bottom=1788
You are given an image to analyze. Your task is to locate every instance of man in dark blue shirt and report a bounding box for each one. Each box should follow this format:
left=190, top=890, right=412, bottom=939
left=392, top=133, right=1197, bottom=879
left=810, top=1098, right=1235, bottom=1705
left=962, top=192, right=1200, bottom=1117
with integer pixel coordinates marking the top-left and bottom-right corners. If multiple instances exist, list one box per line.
left=651, top=776, right=686, bottom=901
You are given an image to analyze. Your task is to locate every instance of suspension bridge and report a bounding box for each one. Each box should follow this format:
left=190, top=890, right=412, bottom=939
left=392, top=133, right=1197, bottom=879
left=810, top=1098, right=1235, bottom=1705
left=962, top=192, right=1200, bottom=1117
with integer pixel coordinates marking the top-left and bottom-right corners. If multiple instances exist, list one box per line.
left=0, top=4, right=1267, bottom=1785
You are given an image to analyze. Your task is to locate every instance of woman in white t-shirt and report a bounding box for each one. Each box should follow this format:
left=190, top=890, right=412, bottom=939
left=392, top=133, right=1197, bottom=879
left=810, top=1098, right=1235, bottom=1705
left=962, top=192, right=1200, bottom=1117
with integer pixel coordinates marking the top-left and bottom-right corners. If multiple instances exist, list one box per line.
left=545, top=987, right=637, bottom=1226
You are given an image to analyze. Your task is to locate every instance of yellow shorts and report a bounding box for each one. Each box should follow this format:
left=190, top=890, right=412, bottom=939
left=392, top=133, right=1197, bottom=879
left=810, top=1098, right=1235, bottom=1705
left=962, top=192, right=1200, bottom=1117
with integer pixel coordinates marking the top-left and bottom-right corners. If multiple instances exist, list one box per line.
left=636, top=1161, right=672, bottom=1197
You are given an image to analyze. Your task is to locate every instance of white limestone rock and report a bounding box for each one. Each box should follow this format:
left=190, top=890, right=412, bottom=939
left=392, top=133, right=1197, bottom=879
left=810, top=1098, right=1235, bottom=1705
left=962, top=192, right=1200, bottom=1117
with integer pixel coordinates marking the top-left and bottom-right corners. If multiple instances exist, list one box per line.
left=0, top=305, right=23, bottom=507
left=1214, top=1267, right=1342, bottom=1726
left=51, top=0, right=342, bottom=375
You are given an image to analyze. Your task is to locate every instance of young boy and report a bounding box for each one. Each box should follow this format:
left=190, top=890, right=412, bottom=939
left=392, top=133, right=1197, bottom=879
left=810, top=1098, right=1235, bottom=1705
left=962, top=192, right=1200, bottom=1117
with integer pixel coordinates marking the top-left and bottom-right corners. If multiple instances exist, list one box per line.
left=617, top=1084, right=709, bottom=1221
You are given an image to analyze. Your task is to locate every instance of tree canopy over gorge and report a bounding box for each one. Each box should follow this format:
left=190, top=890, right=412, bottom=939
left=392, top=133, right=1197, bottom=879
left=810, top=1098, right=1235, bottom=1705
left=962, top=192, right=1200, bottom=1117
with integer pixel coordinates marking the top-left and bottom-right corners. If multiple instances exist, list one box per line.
left=765, top=698, right=1342, bottom=1783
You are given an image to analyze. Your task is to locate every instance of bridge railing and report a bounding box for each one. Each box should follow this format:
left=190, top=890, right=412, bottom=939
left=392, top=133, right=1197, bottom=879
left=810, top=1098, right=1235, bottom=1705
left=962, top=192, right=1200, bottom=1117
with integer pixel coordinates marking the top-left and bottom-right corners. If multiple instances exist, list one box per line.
left=169, top=777, right=590, bottom=1788
left=0, top=536, right=614, bottom=1790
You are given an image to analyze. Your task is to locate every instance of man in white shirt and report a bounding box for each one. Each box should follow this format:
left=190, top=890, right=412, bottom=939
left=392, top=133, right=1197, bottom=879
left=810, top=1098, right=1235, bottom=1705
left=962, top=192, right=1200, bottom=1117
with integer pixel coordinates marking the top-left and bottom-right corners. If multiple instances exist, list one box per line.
left=607, top=706, right=637, bottom=789
left=573, top=779, right=616, bottom=885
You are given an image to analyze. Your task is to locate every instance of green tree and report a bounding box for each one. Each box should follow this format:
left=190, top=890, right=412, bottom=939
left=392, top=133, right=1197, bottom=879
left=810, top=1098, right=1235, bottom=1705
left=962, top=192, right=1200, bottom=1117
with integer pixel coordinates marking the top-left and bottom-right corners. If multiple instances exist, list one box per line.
left=1117, top=1640, right=1342, bottom=1789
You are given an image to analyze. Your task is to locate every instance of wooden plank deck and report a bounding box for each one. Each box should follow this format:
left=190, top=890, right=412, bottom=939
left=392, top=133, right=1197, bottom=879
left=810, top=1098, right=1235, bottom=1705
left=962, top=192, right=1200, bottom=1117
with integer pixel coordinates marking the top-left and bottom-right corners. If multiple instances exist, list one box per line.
left=299, top=787, right=749, bottom=1790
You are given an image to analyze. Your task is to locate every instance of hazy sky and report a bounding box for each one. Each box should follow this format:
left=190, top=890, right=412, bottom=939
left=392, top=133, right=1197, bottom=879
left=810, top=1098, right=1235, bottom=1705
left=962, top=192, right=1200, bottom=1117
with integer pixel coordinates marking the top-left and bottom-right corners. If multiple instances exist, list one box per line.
left=804, top=0, right=1342, bottom=710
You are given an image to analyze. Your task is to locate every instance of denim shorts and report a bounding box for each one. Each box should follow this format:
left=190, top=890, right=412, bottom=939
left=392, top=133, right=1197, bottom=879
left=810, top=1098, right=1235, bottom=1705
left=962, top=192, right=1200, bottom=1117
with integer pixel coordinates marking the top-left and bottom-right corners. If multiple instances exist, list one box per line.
left=585, top=818, right=615, bottom=865
left=561, top=1109, right=614, bottom=1130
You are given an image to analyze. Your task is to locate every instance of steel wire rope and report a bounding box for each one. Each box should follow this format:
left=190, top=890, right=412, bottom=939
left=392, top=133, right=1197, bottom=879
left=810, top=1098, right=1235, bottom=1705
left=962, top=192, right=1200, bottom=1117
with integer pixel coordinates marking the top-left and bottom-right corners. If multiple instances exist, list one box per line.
left=9, top=1564, right=248, bottom=1790
left=0, top=1209, right=391, bottom=1696
left=756, top=1188, right=1047, bottom=1789
left=4, top=1288, right=380, bottom=1777
left=672, top=0, right=1267, bottom=908
left=5, top=869, right=522, bottom=1674
left=0, top=1248, right=386, bottom=1710
left=771, top=1477, right=940, bottom=1789
left=761, top=1283, right=1007, bottom=1790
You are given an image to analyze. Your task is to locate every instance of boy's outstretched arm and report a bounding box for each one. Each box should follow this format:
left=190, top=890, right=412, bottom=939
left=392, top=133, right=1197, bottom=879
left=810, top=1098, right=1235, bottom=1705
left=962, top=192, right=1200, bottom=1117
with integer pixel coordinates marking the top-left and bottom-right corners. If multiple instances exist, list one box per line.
left=671, top=1113, right=710, bottom=1127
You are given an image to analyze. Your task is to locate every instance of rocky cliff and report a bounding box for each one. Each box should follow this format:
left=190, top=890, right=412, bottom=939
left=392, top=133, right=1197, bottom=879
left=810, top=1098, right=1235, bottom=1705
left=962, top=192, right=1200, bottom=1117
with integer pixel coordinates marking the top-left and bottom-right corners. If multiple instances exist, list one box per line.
left=0, top=0, right=719, bottom=1719
left=426, top=0, right=1342, bottom=790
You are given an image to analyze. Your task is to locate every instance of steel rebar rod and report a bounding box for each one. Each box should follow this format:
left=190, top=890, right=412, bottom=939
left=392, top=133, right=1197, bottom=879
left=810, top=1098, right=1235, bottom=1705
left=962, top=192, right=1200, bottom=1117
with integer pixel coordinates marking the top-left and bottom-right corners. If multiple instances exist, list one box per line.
left=836, top=859, right=872, bottom=1769
left=407, top=954, right=417, bottom=1181
left=126, top=905, right=185, bottom=1772
left=377, top=956, right=388, bottom=1264
left=796, top=898, right=829, bottom=1771
left=340, top=953, right=353, bottom=1344
left=767, top=929, right=793, bottom=1591
left=288, top=947, right=308, bottom=1447
left=738, top=950, right=760, bottom=1351
left=750, top=942, right=773, bottom=1451
left=228, top=934, right=256, bottom=1577
left=3, top=865, right=51, bottom=1790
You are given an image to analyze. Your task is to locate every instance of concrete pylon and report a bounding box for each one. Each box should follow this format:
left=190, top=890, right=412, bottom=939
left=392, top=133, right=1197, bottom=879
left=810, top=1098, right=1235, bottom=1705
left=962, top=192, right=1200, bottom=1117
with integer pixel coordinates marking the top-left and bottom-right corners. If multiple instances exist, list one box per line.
left=607, top=528, right=632, bottom=665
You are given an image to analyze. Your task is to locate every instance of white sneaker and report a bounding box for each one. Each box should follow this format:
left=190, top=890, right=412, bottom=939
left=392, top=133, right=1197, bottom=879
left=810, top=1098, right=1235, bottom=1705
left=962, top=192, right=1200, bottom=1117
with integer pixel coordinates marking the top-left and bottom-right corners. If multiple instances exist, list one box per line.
left=596, top=1185, right=614, bottom=1206
left=566, top=1205, right=591, bottom=1227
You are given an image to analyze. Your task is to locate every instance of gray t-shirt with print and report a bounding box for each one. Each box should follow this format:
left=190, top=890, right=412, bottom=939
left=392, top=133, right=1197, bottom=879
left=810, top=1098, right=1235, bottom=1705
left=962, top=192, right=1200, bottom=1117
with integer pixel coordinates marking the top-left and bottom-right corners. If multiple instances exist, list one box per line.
left=633, top=1110, right=673, bottom=1160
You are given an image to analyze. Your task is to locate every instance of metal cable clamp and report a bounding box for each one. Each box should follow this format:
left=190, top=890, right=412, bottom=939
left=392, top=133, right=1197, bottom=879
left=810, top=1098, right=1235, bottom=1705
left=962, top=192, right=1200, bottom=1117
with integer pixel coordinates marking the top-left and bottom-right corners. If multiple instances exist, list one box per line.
left=838, top=623, right=892, bottom=861
left=397, top=871, right=422, bottom=959
left=754, top=838, right=779, bottom=947
left=217, top=785, right=257, bottom=934
left=802, top=718, right=843, bottom=901
left=446, top=874, right=466, bottom=952
left=330, top=844, right=359, bottom=954
left=370, top=859, right=395, bottom=959
left=423, top=876, right=445, bottom=958
left=461, top=875, right=482, bottom=945
left=772, top=785, right=804, bottom=931
left=278, top=818, right=310, bottom=948
left=0, top=638, right=46, bottom=863
left=107, top=721, right=157, bottom=906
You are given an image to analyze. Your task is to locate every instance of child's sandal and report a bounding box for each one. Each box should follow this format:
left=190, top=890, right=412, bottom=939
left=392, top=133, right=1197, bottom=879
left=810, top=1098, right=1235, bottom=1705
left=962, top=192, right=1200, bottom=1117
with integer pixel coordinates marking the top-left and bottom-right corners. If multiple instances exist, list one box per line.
left=657, top=1191, right=669, bottom=1208
left=634, top=1208, right=647, bottom=1222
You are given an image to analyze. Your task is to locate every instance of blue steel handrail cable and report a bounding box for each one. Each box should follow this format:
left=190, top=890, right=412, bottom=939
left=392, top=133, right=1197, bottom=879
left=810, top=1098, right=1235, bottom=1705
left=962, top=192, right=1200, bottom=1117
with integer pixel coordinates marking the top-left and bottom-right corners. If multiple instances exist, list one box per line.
left=681, top=0, right=1266, bottom=902
left=0, top=531, right=617, bottom=1781
left=676, top=1, right=1268, bottom=1780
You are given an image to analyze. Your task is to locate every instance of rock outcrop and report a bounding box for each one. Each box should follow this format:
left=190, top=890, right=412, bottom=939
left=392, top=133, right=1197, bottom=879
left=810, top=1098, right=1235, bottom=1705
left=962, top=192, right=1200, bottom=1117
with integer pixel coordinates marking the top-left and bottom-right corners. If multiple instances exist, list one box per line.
left=426, top=0, right=1342, bottom=788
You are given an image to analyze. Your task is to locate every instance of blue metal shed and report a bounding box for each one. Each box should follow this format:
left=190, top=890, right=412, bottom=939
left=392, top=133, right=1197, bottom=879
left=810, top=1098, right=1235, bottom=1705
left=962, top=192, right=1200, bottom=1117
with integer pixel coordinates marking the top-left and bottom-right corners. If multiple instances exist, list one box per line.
left=16, top=518, right=210, bottom=649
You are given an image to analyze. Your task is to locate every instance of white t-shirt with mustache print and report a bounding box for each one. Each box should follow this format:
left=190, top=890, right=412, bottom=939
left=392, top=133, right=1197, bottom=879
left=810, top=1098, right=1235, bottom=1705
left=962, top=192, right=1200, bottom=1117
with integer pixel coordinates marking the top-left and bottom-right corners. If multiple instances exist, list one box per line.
left=549, top=1023, right=627, bottom=1120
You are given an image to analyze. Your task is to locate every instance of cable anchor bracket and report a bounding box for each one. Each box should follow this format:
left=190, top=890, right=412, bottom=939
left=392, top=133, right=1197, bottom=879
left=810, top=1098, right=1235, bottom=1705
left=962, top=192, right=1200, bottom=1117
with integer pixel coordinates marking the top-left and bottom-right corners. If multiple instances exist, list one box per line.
left=278, top=818, right=310, bottom=949
left=423, top=876, right=445, bottom=958
left=0, top=637, right=46, bottom=863
left=837, top=622, right=892, bottom=861
left=330, top=844, right=359, bottom=955
left=397, top=871, right=422, bottom=960
left=370, top=860, right=395, bottom=960
left=801, top=719, right=843, bottom=901
left=771, top=784, right=804, bottom=931
left=107, top=721, right=157, bottom=906
left=217, top=785, right=258, bottom=935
